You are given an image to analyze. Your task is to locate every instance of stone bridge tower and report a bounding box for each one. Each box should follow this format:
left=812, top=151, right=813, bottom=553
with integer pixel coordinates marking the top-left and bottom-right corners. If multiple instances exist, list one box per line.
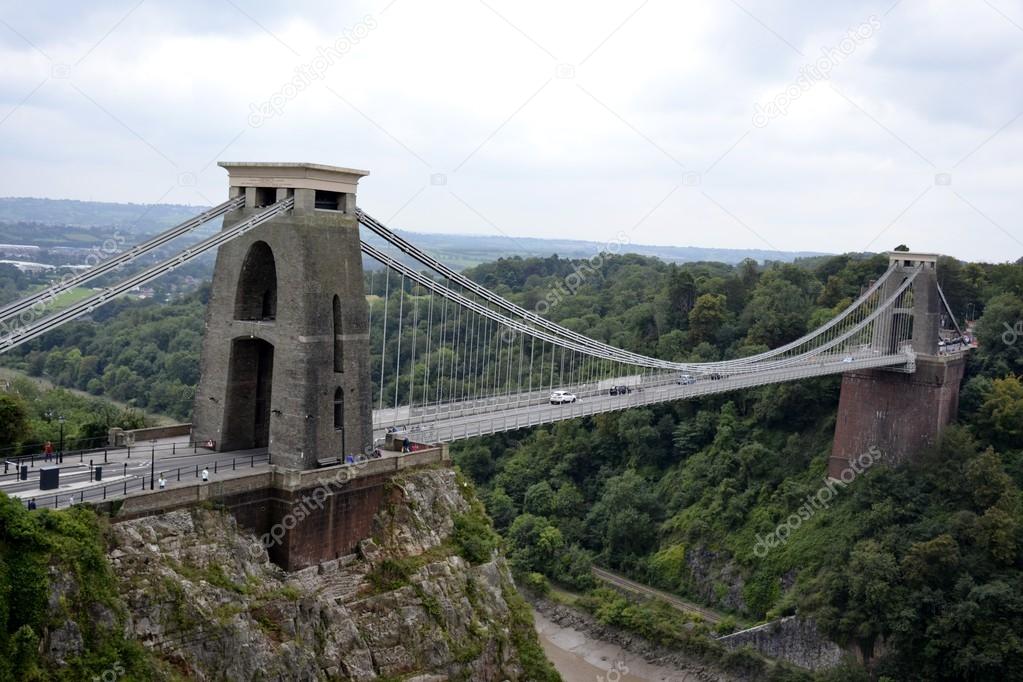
left=829, top=252, right=965, bottom=477
left=192, top=162, right=373, bottom=470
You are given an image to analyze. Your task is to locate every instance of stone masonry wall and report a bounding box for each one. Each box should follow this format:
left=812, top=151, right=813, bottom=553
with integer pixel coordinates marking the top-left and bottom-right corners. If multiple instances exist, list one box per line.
left=718, top=616, right=844, bottom=671
left=829, top=354, right=965, bottom=477
left=103, top=447, right=449, bottom=571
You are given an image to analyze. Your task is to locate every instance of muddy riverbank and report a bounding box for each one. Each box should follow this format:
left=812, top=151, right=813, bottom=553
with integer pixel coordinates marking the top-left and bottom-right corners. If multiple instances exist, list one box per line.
left=531, top=599, right=739, bottom=682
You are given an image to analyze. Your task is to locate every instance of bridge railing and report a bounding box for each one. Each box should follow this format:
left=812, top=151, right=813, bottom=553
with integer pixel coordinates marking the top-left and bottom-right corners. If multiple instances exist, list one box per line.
left=410, top=352, right=913, bottom=443
left=3, top=438, right=216, bottom=479
left=375, top=370, right=682, bottom=430
left=377, top=347, right=895, bottom=433
left=19, top=451, right=272, bottom=510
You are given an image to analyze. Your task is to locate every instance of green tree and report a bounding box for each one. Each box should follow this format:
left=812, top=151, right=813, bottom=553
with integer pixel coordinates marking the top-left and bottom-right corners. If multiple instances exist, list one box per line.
left=507, top=514, right=563, bottom=573
left=974, top=376, right=1023, bottom=451
left=483, top=486, right=517, bottom=530
left=975, top=294, right=1023, bottom=376
left=688, top=293, right=727, bottom=344
left=0, top=394, right=29, bottom=449
left=523, top=481, right=556, bottom=517
left=585, top=470, right=662, bottom=567
left=742, top=266, right=820, bottom=347
left=663, top=266, right=696, bottom=328
left=455, top=443, right=495, bottom=483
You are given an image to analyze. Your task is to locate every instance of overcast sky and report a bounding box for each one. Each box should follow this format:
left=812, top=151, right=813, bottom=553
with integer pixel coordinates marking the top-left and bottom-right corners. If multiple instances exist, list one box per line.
left=1, top=0, right=1021, bottom=262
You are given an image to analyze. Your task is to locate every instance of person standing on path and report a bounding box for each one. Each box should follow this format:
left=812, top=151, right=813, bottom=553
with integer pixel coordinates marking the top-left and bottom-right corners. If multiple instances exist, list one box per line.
left=201, top=467, right=209, bottom=483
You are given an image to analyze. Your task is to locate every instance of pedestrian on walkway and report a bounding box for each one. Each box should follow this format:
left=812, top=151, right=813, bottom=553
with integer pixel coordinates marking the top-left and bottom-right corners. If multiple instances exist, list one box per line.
left=43, top=441, right=53, bottom=463
left=27, top=498, right=36, bottom=510
left=158, top=474, right=166, bottom=490
left=402, top=436, right=410, bottom=453
left=201, top=467, right=209, bottom=482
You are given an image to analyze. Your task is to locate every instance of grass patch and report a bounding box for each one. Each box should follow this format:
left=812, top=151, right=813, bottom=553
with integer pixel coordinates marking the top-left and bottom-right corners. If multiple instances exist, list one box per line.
left=365, top=556, right=421, bottom=594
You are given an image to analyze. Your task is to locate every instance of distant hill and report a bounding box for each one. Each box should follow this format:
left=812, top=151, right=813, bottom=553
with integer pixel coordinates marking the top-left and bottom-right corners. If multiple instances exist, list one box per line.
left=0, top=197, right=204, bottom=231
left=0, top=196, right=828, bottom=266
left=388, top=230, right=828, bottom=269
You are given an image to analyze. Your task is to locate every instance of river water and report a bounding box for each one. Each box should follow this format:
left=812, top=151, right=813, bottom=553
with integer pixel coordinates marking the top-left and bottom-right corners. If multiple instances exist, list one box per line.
left=533, top=609, right=698, bottom=682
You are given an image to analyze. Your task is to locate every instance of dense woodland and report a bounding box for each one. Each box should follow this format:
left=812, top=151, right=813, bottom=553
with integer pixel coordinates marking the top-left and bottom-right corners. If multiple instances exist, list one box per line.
left=447, top=251, right=1023, bottom=680
left=1, top=247, right=1022, bottom=678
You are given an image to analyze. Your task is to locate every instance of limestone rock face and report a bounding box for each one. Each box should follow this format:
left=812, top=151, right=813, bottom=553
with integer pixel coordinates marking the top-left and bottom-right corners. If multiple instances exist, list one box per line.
left=107, top=468, right=536, bottom=681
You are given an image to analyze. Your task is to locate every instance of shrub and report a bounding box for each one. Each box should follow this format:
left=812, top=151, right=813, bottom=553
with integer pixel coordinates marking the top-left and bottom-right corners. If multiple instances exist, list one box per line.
left=451, top=510, right=501, bottom=565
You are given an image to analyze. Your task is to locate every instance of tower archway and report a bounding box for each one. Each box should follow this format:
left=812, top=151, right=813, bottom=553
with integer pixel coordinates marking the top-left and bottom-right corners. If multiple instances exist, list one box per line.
left=235, top=241, right=277, bottom=321
left=222, top=338, right=275, bottom=449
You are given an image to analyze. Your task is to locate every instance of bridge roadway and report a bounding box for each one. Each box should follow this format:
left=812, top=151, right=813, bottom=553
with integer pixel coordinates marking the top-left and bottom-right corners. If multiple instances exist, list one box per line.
left=374, top=351, right=915, bottom=443
left=1, top=435, right=269, bottom=509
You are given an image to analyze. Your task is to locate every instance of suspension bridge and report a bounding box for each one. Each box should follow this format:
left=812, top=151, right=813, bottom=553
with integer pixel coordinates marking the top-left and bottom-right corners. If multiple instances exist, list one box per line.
left=0, top=162, right=969, bottom=478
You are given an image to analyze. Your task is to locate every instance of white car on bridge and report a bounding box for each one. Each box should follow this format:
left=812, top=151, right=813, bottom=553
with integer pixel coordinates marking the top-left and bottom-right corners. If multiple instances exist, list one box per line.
left=549, top=390, right=577, bottom=405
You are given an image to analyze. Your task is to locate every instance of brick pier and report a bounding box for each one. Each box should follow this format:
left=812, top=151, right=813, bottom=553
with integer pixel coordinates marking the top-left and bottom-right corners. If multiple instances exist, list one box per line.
left=828, top=354, right=965, bottom=477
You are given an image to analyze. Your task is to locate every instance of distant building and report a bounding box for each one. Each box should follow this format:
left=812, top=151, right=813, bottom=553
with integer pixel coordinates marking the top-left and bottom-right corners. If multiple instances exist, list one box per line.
left=0, top=259, right=54, bottom=273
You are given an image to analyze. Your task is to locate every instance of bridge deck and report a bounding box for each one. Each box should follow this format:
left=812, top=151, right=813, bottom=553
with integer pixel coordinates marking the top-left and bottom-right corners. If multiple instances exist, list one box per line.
left=374, top=352, right=914, bottom=442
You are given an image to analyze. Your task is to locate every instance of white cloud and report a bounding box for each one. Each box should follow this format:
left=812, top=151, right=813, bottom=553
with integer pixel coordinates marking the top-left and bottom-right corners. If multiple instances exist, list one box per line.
left=0, top=0, right=1020, bottom=262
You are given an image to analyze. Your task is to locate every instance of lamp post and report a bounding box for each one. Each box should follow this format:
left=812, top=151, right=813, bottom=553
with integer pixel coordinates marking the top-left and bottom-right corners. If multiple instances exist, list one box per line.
left=58, top=416, right=65, bottom=464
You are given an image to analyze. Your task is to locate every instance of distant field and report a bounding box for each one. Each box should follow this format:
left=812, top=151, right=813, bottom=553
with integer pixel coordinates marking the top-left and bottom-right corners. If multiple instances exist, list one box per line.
left=1, top=286, right=96, bottom=314
left=50, top=287, right=94, bottom=308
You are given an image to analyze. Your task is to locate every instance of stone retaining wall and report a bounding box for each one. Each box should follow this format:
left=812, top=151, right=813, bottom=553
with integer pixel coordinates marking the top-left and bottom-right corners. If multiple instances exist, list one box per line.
left=718, top=616, right=843, bottom=671
left=99, top=446, right=450, bottom=571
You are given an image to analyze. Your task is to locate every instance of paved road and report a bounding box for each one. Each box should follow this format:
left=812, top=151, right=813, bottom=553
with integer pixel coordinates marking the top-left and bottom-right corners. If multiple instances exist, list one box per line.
left=378, top=352, right=913, bottom=442
left=592, top=566, right=727, bottom=625
left=1, top=436, right=269, bottom=509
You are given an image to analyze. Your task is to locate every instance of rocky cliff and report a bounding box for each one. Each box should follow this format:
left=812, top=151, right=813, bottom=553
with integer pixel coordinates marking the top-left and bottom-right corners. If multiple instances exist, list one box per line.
left=7, top=467, right=558, bottom=681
